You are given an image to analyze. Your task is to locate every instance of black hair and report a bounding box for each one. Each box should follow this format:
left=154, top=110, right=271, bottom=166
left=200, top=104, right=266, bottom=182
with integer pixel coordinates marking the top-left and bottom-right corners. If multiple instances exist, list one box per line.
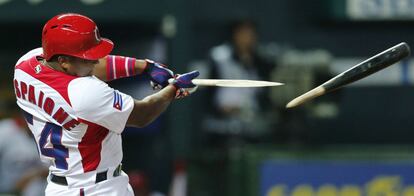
left=46, top=55, right=71, bottom=63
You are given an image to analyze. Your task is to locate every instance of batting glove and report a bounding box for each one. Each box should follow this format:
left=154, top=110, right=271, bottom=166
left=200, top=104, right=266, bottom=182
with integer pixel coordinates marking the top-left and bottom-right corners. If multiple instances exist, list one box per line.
left=144, top=59, right=174, bottom=90
left=169, top=70, right=200, bottom=99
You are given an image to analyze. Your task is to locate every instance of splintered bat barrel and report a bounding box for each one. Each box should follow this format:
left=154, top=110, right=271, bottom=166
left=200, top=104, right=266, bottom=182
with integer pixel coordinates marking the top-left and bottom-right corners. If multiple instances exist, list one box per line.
left=191, top=79, right=283, bottom=87
left=323, top=42, right=410, bottom=92
left=286, top=42, right=411, bottom=108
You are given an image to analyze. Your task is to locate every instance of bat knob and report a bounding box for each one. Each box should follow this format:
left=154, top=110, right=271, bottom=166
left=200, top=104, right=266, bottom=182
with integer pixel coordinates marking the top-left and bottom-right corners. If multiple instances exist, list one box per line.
left=168, top=78, right=177, bottom=84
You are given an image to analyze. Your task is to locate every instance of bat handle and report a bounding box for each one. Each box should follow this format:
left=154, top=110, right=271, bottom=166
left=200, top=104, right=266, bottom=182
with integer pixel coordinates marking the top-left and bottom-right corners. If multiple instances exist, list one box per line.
left=169, top=78, right=201, bottom=85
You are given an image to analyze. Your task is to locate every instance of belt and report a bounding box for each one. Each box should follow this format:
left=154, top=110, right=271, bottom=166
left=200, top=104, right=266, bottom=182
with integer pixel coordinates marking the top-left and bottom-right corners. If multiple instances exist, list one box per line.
left=51, top=164, right=122, bottom=186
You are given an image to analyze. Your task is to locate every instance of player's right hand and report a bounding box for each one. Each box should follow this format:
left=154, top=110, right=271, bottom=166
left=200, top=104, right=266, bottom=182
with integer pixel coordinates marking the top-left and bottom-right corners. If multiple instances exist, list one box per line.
left=144, top=59, right=174, bottom=90
left=169, top=70, right=200, bottom=99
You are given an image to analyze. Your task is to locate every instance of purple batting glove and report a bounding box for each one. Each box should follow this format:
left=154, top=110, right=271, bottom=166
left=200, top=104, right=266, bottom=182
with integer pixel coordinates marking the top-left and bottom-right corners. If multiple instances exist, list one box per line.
left=169, top=70, right=200, bottom=99
left=144, top=59, right=174, bottom=90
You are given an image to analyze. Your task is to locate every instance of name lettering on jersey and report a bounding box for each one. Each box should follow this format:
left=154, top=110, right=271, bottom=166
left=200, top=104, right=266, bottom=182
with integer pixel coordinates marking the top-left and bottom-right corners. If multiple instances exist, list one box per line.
left=14, top=79, right=80, bottom=130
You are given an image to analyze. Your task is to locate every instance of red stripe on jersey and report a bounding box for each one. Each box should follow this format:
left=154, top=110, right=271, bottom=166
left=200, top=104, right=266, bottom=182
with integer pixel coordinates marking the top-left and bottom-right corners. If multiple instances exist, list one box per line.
left=15, top=56, right=78, bottom=106
left=78, top=119, right=109, bottom=172
left=106, top=55, right=136, bottom=81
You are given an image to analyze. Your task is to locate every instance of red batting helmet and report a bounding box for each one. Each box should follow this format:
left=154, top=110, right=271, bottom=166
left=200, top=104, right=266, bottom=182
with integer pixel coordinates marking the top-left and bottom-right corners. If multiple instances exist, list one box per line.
left=42, top=13, right=113, bottom=61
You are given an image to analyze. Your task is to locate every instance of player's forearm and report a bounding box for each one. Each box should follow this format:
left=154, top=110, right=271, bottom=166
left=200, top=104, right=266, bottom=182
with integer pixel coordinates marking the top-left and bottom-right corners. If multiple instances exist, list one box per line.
left=93, top=56, right=149, bottom=82
left=127, top=85, right=176, bottom=127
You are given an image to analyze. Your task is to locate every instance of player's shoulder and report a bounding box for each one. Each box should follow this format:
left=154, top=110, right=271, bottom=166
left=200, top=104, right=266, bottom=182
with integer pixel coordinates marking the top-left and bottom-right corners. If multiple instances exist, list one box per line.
left=16, top=48, right=43, bottom=66
left=69, top=76, right=109, bottom=89
left=68, top=76, right=114, bottom=109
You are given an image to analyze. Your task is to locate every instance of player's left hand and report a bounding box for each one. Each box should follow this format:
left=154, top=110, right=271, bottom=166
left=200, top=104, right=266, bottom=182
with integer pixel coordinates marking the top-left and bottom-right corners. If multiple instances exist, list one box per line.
left=144, top=59, right=174, bottom=90
left=169, top=70, right=200, bottom=99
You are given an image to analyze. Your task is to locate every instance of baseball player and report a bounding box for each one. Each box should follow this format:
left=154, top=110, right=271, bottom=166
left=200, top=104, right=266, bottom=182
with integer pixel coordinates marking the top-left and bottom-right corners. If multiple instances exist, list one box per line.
left=13, top=13, right=199, bottom=196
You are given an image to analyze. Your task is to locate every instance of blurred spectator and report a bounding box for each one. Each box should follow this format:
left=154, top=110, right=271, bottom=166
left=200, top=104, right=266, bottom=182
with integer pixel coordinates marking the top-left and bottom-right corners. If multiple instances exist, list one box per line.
left=169, top=160, right=187, bottom=196
left=128, top=170, right=169, bottom=196
left=128, top=170, right=150, bottom=196
left=0, top=95, right=47, bottom=195
left=187, top=18, right=277, bottom=196
left=201, top=19, right=276, bottom=141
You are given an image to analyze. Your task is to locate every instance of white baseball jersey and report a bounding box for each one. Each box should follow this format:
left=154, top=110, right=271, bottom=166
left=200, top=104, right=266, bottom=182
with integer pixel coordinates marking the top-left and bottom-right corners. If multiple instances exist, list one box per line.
left=13, top=48, right=134, bottom=187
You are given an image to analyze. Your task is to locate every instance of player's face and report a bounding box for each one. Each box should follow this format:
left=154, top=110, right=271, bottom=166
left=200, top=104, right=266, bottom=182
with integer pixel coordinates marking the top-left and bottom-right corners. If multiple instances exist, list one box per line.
left=233, top=25, right=257, bottom=51
left=66, top=58, right=99, bottom=77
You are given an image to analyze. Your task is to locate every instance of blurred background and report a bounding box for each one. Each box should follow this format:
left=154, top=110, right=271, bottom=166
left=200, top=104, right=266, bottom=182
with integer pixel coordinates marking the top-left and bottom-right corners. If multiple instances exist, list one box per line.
left=2, top=0, right=414, bottom=196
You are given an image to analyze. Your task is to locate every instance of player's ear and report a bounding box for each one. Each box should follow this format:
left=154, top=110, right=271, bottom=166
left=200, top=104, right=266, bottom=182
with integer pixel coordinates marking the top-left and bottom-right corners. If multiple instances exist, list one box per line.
left=57, top=56, right=71, bottom=70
